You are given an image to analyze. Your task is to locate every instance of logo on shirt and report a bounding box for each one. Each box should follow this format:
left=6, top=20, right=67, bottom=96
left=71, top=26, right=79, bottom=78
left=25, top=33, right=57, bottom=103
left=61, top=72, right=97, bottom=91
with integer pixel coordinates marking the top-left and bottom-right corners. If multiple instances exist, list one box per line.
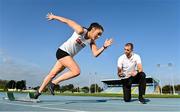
left=76, top=38, right=86, bottom=47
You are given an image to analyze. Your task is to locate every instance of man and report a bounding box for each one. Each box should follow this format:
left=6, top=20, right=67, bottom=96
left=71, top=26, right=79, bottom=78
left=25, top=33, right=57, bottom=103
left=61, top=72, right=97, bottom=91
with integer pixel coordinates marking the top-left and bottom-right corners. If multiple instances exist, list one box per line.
left=117, top=43, right=146, bottom=104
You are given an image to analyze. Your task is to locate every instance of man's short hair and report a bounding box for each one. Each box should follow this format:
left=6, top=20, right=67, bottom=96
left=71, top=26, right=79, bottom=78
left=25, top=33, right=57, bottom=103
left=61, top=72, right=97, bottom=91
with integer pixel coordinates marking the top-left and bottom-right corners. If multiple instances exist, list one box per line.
left=125, top=43, right=134, bottom=50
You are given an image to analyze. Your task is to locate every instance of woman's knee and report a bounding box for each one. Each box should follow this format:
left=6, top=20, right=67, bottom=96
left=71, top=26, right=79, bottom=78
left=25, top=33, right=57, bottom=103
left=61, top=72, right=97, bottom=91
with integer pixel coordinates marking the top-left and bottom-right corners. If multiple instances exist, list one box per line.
left=72, top=69, right=81, bottom=77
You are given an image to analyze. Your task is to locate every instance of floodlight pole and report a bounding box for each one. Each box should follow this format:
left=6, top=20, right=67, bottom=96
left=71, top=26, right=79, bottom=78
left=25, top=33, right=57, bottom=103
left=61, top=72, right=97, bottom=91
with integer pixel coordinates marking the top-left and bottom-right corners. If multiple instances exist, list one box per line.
left=168, top=63, right=175, bottom=95
left=95, top=72, right=97, bottom=93
left=89, top=72, right=91, bottom=94
left=157, top=64, right=162, bottom=94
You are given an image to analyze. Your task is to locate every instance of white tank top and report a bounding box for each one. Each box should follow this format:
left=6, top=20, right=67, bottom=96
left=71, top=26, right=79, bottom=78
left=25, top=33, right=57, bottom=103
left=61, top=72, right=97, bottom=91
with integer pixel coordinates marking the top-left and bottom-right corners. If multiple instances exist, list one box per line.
left=59, top=29, right=91, bottom=57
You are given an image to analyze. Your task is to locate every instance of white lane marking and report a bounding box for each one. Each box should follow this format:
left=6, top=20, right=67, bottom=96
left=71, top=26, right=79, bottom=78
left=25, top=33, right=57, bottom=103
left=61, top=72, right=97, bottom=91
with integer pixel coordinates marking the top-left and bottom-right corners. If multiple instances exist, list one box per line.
left=0, top=101, right=90, bottom=112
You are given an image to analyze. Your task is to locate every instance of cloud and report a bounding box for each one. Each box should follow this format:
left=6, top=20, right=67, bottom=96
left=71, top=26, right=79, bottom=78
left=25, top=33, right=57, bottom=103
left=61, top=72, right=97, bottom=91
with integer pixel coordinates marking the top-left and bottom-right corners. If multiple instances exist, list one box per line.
left=0, top=49, right=104, bottom=88
left=0, top=49, right=46, bottom=87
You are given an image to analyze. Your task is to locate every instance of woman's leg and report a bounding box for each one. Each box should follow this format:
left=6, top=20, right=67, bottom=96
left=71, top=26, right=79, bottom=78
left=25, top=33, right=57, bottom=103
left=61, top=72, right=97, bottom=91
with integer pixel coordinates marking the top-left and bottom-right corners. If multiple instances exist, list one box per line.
left=52, top=56, right=80, bottom=85
left=38, top=61, right=65, bottom=93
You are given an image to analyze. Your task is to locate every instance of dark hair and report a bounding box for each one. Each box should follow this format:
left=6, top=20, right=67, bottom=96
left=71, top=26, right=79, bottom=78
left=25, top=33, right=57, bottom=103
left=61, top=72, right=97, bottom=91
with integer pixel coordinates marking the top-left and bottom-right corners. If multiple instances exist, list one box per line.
left=87, top=22, right=104, bottom=31
left=125, top=43, right=134, bottom=50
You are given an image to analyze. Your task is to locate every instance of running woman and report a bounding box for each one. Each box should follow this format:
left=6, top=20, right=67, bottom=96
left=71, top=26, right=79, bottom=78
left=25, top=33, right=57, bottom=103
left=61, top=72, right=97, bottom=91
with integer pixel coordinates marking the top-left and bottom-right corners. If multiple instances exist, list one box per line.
left=34, top=13, right=113, bottom=99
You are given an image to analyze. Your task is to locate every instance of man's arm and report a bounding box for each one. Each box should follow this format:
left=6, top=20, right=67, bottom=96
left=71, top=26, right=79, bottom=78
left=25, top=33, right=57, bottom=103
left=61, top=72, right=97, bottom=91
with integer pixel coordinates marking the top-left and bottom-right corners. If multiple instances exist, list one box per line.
left=130, top=54, right=143, bottom=76
left=117, top=67, right=123, bottom=77
left=137, top=63, right=143, bottom=73
left=136, top=54, right=143, bottom=73
left=46, top=13, right=84, bottom=35
left=90, top=39, right=113, bottom=57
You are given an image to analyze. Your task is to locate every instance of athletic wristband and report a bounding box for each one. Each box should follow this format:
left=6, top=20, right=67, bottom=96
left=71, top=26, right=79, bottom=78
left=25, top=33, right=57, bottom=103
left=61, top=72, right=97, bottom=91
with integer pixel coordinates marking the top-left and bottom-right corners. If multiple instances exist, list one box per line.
left=103, top=45, right=107, bottom=49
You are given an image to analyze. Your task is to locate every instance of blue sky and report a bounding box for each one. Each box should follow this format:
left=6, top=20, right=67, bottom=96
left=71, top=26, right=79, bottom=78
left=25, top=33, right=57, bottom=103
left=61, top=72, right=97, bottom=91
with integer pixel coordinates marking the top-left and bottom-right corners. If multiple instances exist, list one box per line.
left=0, top=0, right=180, bottom=87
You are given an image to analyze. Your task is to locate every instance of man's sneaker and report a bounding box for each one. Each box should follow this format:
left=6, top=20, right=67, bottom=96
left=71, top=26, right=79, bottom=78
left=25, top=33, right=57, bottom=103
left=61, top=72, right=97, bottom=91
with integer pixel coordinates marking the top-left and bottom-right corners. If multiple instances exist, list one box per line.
left=48, top=82, right=55, bottom=95
left=34, top=91, right=41, bottom=99
left=139, top=98, right=146, bottom=104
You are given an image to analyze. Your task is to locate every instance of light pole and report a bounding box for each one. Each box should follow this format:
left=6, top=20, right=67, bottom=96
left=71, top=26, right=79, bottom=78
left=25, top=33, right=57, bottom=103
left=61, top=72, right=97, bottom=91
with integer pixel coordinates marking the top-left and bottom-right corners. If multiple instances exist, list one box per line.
left=95, top=72, right=97, bottom=93
left=89, top=72, right=91, bottom=94
left=168, top=63, right=175, bottom=95
left=157, top=64, right=162, bottom=94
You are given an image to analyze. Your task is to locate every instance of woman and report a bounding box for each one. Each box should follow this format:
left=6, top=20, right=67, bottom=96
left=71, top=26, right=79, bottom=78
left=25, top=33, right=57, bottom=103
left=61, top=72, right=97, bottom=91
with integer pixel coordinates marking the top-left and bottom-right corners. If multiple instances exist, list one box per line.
left=34, top=13, right=113, bottom=99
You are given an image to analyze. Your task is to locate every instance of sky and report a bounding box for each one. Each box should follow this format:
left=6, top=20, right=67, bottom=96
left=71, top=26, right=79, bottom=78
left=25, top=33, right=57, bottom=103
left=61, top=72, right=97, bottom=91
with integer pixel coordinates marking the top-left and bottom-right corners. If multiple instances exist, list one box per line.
left=0, top=0, right=180, bottom=87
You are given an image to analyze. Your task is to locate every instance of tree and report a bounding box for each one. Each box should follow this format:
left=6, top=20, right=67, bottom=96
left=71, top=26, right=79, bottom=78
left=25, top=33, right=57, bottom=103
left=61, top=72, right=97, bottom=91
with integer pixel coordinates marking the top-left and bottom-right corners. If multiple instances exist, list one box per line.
left=16, top=80, right=26, bottom=90
left=67, top=84, right=74, bottom=92
left=7, top=80, right=16, bottom=89
left=54, top=84, right=60, bottom=92
left=0, top=79, right=9, bottom=91
left=81, top=86, right=89, bottom=93
left=59, top=84, right=75, bottom=93
left=175, top=85, right=180, bottom=91
left=20, top=80, right=26, bottom=90
left=90, top=84, right=103, bottom=93
left=90, top=84, right=97, bottom=93
left=162, top=85, right=173, bottom=94
left=73, top=87, right=80, bottom=93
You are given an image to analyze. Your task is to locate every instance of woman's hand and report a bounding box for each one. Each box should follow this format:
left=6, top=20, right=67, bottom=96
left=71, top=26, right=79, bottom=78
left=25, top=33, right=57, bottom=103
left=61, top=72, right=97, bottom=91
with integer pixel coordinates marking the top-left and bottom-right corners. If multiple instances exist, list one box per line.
left=103, top=38, right=113, bottom=48
left=46, top=12, right=56, bottom=21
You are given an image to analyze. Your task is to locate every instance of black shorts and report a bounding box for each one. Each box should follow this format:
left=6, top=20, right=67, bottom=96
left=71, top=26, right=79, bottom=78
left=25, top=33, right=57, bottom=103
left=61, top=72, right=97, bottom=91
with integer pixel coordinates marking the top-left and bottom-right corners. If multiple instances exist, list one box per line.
left=56, top=49, right=70, bottom=60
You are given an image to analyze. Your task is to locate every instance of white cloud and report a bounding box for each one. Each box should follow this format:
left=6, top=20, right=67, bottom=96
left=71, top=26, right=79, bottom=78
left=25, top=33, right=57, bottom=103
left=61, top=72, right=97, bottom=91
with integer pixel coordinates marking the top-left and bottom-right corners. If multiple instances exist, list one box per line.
left=0, top=49, right=46, bottom=87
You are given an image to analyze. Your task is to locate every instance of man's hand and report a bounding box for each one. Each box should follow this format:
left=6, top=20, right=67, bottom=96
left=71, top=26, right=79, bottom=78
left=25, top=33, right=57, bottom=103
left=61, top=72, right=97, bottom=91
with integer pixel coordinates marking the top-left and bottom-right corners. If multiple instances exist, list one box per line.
left=118, top=73, right=124, bottom=77
left=128, top=70, right=137, bottom=77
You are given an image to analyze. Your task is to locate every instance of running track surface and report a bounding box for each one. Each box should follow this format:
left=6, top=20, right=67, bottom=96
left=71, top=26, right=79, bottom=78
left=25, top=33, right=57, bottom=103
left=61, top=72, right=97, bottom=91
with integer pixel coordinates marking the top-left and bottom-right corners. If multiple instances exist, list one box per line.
left=0, top=92, right=180, bottom=112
